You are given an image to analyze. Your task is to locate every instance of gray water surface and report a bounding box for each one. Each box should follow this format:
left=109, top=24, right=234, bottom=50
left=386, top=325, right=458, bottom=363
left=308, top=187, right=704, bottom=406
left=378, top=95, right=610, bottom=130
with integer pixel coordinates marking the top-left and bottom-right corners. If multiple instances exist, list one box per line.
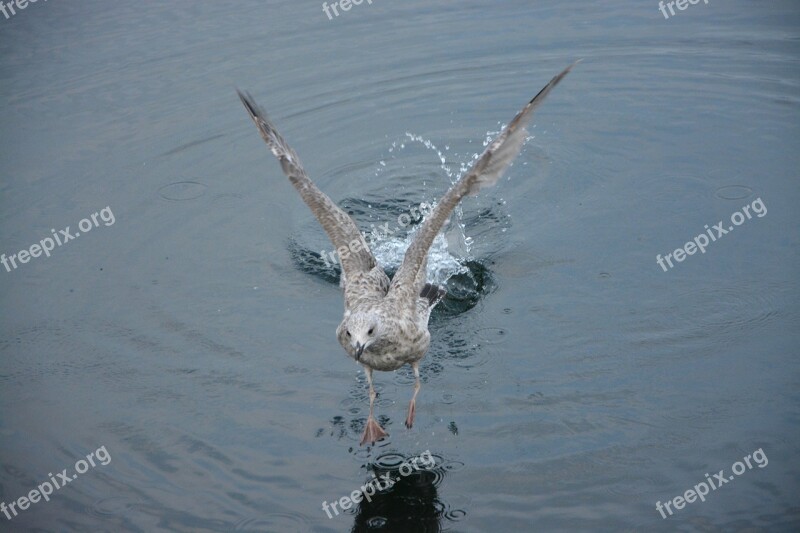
left=1, top=1, right=799, bottom=531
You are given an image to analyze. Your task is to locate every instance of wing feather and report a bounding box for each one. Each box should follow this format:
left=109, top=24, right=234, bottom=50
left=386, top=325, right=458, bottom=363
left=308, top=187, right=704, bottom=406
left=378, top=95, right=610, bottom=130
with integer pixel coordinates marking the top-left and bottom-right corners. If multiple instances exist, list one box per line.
left=388, top=62, right=578, bottom=302
left=237, top=90, right=378, bottom=282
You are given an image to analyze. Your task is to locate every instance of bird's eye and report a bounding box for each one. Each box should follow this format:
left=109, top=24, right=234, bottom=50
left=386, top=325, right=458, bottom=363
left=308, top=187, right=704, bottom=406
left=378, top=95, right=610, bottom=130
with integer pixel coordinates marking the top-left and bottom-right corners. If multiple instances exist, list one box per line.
left=368, top=327, right=374, bottom=335
left=345, top=330, right=351, bottom=337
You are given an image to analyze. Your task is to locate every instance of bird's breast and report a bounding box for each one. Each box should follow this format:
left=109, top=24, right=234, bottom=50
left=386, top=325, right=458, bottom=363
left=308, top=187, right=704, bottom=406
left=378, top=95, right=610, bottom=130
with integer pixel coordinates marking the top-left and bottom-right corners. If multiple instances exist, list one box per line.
left=357, top=338, right=428, bottom=372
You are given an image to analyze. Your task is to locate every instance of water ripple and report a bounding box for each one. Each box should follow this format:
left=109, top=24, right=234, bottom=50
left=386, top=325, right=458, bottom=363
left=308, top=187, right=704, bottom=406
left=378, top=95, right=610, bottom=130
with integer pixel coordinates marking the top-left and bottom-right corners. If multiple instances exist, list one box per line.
left=158, top=180, right=208, bottom=201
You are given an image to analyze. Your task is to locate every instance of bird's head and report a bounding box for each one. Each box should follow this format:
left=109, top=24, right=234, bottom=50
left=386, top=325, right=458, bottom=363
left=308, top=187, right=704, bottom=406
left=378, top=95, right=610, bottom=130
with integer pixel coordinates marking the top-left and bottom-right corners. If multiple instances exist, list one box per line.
left=338, top=312, right=382, bottom=361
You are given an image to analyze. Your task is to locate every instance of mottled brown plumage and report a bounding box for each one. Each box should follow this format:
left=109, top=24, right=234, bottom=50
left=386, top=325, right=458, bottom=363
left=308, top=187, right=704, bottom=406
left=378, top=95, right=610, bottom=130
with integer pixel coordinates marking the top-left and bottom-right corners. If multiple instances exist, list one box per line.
left=237, top=62, right=575, bottom=445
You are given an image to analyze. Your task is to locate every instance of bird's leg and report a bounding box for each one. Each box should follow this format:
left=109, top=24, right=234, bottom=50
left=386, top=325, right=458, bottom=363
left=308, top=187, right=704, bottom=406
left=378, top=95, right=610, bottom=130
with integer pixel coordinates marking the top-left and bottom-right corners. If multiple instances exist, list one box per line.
left=360, top=366, right=388, bottom=445
left=405, top=362, right=421, bottom=428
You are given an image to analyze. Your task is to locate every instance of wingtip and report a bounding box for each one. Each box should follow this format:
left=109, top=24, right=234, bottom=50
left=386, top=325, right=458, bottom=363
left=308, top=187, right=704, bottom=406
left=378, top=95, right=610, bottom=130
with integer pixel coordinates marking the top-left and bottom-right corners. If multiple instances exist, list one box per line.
left=236, top=89, right=252, bottom=110
left=563, top=58, right=583, bottom=76
left=522, top=61, right=577, bottom=109
left=236, top=88, right=264, bottom=122
left=551, top=59, right=580, bottom=84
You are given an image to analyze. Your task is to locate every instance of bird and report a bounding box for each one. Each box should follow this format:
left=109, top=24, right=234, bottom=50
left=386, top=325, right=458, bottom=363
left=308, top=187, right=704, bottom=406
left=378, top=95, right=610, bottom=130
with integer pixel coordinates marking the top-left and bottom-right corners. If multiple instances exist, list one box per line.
left=237, top=62, right=576, bottom=445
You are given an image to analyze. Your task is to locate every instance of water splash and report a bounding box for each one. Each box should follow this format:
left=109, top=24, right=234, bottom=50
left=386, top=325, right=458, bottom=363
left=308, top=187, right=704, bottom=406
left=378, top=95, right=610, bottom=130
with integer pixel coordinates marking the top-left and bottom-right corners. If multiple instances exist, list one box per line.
left=370, top=132, right=488, bottom=285
left=371, top=230, right=466, bottom=287
left=365, top=126, right=526, bottom=286
left=293, top=128, right=510, bottom=305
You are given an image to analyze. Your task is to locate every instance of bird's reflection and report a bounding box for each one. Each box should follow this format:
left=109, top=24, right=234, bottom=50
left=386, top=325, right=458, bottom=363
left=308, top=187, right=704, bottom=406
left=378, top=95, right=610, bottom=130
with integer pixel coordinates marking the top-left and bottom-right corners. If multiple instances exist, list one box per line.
left=349, top=450, right=450, bottom=532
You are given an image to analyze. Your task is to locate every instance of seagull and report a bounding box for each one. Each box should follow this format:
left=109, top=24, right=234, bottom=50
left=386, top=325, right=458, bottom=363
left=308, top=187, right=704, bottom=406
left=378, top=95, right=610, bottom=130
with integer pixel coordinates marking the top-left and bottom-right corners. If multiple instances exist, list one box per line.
left=237, top=62, right=575, bottom=445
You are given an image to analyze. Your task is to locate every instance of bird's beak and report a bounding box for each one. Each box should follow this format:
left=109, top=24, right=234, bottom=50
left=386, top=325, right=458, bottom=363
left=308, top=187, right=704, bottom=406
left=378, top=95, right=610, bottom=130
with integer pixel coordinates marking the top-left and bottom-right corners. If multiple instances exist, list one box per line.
left=355, top=342, right=365, bottom=361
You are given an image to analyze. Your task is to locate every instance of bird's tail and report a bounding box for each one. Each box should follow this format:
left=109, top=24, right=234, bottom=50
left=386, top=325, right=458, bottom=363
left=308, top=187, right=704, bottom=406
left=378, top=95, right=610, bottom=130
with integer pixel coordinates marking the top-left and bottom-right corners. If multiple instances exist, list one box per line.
left=420, top=283, right=447, bottom=308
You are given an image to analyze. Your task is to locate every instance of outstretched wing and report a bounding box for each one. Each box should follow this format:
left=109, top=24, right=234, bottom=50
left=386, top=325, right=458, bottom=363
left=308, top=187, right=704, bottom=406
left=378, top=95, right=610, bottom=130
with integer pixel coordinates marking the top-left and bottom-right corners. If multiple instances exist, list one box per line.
left=388, top=62, right=578, bottom=303
left=237, top=90, right=378, bottom=280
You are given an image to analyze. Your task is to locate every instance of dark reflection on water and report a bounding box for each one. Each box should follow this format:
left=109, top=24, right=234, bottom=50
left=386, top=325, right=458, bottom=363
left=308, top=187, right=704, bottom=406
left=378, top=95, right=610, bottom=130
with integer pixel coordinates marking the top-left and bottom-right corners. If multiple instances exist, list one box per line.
left=349, top=451, right=459, bottom=532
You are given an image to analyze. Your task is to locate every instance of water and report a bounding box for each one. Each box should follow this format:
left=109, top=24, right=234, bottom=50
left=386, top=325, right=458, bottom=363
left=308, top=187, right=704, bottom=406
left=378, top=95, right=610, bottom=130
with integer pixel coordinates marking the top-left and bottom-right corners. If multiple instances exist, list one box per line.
left=1, top=0, right=798, bottom=531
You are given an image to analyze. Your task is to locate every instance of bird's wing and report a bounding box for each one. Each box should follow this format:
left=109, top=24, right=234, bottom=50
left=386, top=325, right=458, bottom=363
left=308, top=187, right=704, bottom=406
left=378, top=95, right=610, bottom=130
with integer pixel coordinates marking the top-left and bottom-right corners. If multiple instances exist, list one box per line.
left=237, top=90, right=378, bottom=280
left=388, top=62, right=577, bottom=302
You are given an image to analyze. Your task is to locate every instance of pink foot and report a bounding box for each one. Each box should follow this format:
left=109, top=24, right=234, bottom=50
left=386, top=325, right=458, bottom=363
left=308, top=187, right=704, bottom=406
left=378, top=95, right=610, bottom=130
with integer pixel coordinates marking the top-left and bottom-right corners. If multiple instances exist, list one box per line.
left=360, top=417, right=388, bottom=445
